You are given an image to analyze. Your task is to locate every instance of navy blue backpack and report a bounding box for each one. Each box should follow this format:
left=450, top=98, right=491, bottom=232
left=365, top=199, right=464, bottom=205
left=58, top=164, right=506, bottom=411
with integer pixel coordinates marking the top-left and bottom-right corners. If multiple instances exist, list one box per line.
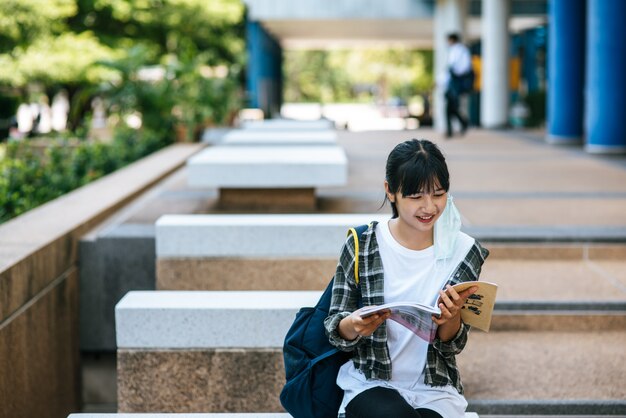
left=280, top=225, right=368, bottom=418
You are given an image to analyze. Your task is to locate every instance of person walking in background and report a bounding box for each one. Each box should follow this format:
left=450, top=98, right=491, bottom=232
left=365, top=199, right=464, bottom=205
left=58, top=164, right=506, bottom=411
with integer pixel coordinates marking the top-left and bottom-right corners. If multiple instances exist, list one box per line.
left=445, top=33, right=473, bottom=138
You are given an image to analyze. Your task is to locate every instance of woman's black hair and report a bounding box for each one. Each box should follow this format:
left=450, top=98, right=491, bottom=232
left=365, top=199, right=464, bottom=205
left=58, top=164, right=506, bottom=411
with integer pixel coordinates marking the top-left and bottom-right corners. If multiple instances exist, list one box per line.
left=383, top=138, right=450, bottom=218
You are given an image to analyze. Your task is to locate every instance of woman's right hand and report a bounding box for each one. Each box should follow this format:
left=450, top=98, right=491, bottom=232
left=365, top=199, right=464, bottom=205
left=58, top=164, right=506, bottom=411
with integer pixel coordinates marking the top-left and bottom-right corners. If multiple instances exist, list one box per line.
left=338, top=308, right=391, bottom=341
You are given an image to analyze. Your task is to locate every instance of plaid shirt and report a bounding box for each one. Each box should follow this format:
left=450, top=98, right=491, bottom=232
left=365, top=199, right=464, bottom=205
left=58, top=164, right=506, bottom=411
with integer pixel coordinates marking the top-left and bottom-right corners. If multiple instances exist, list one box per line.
left=324, top=221, right=489, bottom=394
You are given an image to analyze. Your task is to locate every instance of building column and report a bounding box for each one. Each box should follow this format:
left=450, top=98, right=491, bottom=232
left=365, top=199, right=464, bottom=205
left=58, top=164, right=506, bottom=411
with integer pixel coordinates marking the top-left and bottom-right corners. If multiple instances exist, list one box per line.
left=480, top=0, right=510, bottom=128
left=585, top=0, right=626, bottom=153
left=546, top=0, right=585, bottom=144
left=433, top=0, right=468, bottom=133
left=246, top=20, right=283, bottom=118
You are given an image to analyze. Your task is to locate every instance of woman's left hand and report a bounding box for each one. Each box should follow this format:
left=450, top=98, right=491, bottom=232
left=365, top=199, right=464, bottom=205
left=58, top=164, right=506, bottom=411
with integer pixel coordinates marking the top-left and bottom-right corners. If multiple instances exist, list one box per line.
left=432, top=284, right=477, bottom=326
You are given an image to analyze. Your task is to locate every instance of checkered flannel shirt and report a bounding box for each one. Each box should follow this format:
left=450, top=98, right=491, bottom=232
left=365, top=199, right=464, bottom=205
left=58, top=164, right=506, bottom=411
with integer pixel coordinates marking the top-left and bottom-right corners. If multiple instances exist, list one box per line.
left=323, top=221, right=489, bottom=394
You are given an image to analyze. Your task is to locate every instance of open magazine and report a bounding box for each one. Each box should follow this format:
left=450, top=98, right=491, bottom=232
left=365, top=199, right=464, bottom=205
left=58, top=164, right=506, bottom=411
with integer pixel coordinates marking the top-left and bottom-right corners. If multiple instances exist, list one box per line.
left=359, top=281, right=498, bottom=343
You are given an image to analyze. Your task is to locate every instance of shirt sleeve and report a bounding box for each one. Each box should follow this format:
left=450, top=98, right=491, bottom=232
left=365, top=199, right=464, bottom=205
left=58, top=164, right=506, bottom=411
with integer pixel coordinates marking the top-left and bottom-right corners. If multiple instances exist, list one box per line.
left=324, top=235, right=363, bottom=351
left=432, top=322, right=470, bottom=358
left=433, top=240, right=488, bottom=357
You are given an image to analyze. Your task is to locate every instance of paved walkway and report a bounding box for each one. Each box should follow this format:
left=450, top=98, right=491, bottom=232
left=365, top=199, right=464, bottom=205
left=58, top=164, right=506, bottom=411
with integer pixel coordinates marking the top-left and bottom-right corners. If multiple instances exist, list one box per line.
left=322, top=128, right=626, bottom=226
left=120, top=128, right=626, bottom=305
left=125, top=128, right=626, bottom=224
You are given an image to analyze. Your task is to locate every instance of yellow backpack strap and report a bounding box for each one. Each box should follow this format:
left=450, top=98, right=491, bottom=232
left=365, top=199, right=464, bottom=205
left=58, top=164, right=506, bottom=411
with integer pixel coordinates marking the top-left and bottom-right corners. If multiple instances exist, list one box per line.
left=347, top=227, right=360, bottom=285
left=347, top=223, right=371, bottom=285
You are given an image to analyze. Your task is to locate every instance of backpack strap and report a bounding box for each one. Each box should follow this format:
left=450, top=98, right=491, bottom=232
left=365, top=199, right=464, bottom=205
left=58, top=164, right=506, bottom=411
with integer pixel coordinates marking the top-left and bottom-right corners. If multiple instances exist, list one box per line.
left=347, top=224, right=370, bottom=285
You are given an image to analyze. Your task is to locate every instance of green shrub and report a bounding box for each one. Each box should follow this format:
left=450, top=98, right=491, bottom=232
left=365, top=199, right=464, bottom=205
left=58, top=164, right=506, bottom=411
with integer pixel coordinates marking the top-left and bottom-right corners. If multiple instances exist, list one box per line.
left=0, top=127, right=172, bottom=223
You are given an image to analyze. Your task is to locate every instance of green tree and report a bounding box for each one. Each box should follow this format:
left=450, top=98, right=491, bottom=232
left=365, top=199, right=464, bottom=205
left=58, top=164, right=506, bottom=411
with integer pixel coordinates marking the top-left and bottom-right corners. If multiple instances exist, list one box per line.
left=284, top=48, right=434, bottom=104
left=69, top=0, right=245, bottom=66
left=0, top=0, right=77, bottom=52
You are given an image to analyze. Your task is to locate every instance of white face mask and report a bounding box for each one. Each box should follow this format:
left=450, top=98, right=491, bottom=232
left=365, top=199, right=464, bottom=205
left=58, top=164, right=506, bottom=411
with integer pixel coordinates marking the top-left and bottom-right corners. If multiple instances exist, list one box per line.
left=434, top=194, right=462, bottom=260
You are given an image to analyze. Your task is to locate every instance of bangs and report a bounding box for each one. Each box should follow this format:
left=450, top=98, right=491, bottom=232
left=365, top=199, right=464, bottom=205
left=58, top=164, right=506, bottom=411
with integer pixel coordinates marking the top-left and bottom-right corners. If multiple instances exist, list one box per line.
left=397, top=155, right=449, bottom=196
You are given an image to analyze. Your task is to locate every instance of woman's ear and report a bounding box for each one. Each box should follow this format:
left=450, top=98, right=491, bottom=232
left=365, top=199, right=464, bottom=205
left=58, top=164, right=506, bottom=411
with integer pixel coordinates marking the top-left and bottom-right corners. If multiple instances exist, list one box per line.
left=384, top=181, right=395, bottom=203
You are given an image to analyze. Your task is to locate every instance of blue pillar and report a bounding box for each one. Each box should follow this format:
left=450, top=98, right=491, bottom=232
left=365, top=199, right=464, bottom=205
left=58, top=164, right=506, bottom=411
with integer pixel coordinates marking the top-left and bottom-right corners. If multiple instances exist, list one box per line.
left=585, top=0, right=626, bottom=153
left=246, top=20, right=283, bottom=117
left=546, top=0, right=585, bottom=144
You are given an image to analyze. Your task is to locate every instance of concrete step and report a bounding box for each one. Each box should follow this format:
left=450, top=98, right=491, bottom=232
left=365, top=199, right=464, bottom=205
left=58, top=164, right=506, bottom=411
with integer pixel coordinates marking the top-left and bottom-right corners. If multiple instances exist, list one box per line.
left=70, top=413, right=479, bottom=417
left=113, top=292, right=626, bottom=415
left=460, top=330, right=626, bottom=415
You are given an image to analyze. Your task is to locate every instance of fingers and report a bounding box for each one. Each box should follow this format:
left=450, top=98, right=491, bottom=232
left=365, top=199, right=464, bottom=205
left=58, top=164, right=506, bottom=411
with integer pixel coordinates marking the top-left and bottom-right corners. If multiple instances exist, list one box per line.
left=359, top=310, right=388, bottom=325
left=457, top=285, right=478, bottom=301
left=352, top=309, right=390, bottom=337
left=439, top=285, right=478, bottom=308
left=433, top=285, right=478, bottom=325
left=432, top=314, right=445, bottom=326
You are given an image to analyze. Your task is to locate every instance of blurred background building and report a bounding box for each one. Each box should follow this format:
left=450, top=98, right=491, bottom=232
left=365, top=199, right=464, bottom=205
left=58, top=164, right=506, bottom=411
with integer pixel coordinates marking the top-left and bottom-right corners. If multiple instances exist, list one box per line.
left=244, top=0, right=625, bottom=154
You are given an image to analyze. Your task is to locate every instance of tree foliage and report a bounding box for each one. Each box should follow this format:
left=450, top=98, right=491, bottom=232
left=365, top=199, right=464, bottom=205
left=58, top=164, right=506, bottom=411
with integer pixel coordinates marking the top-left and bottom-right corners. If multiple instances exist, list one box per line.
left=0, top=31, right=119, bottom=86
left=0, top=0, right=245, bottom=90
left=69, top=0, right=245, bottom=65
left=0, top=0, right=77, bottom=51
left=284, top=49, right=434, bottom=103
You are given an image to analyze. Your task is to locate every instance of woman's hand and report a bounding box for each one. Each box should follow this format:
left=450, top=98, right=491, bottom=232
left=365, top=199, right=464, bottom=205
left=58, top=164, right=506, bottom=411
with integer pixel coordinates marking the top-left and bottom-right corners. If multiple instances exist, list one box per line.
left=339, top=308, right=391, bottom=341
left=432, top=284, right=477, bottom=341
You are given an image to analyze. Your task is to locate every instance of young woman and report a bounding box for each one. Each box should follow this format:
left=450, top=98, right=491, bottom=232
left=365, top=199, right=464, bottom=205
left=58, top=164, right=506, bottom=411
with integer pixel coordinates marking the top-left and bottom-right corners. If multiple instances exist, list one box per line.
left=324, top=138, right=489, bottom=418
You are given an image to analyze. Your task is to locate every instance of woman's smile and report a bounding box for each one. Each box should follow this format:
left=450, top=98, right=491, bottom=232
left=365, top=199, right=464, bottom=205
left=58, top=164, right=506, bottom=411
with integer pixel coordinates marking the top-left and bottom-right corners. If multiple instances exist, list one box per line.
left=416, top=214, right=435, bottom=223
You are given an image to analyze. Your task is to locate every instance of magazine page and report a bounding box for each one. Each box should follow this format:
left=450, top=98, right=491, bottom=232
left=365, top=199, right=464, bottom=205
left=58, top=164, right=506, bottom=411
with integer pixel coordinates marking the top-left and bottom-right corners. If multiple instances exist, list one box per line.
left=388, top=306, right=440, bottom=343
left=360, top=303, right=441, bottom=343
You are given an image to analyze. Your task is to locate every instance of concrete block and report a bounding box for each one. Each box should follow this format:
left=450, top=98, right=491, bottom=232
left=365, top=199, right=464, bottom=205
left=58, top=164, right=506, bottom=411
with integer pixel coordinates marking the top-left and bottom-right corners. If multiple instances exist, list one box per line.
left=80, top=224, right=156, bottom=351
left=115, top=291, right=321, bottom=348
left=201, top=128, right=233, bottom=144
left=70, top=414, right=292, bottom=417
left=117, top=349, right=285, bottom=412
left=218, top=188, right=316, bottom=211
left=155, top=214, right=387, bottom=258
left=241, top=119, right=334, bottom=130
left=69, top=413, right=480, bottom=418
left=156, top=258, right=336, bottom=291
left=221, top=130, right=336, bottom=146
left=186, top=146, right=348, bottom=188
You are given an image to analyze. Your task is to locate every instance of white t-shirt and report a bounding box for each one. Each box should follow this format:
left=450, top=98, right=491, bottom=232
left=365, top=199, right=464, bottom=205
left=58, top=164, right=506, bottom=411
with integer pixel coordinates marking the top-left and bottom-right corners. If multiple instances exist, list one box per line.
left=448, top=42, right=472, bottom=76
left=336, top=220, right=474, bottom=418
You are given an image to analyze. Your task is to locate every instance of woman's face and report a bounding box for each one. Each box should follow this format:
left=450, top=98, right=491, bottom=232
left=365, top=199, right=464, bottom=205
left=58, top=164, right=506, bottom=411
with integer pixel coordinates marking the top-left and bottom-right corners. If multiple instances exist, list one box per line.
left=386, top=181, right=448, bottom=234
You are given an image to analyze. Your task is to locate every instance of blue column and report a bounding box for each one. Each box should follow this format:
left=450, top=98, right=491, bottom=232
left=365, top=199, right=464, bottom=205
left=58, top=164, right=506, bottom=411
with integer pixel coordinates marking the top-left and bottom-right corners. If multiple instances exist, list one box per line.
left=585, top=0, right=626, bottom=153
left=246, top=20, right=283, bottom=118
left=546, top=0, right=585, bottom=144
left=246, top=20, right=260, bottom=109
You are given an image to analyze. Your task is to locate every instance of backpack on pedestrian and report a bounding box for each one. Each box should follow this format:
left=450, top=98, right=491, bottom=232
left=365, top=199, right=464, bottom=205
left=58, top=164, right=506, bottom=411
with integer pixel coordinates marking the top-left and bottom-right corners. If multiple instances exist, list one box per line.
left=279, top=224, right=368, bottom=418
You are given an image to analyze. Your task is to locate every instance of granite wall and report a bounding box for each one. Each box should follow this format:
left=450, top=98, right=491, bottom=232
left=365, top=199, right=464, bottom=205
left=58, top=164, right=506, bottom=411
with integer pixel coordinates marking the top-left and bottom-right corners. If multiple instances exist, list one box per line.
left=0, top=144, right=203, bottom=418
left=117, top=349, right=284, bottom=412
left=157, top=258, right=336, bottom=290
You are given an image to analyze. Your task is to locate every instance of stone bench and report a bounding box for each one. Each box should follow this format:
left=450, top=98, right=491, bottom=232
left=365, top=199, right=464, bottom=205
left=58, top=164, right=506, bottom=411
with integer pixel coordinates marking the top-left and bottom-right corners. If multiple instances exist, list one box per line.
left=69, top=415, right=293, bottom=418
left=117, top=291, right=486, bottom=415
left=155, top=214, right=387, bottom=290
left=241, top=119, right=334, bottom=131
left=186, top=146, right=348, bottom=210
left=221, top=130, right=337, bottom=146
left=115, top=290, right=318, bottom=412
left=70, top=414, right=479, bottom=417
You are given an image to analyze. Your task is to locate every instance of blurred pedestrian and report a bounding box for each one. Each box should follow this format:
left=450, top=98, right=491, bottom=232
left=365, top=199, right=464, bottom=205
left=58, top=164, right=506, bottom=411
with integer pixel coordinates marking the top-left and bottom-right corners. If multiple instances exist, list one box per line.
left=51, top=90, right=70, bottom=132
left=445, top=33, right=473, bottom=138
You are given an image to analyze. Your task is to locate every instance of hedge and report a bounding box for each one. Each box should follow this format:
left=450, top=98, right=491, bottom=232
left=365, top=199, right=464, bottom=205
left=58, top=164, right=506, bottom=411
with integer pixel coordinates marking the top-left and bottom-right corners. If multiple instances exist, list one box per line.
left=0, top=127, right=172, bottom=223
